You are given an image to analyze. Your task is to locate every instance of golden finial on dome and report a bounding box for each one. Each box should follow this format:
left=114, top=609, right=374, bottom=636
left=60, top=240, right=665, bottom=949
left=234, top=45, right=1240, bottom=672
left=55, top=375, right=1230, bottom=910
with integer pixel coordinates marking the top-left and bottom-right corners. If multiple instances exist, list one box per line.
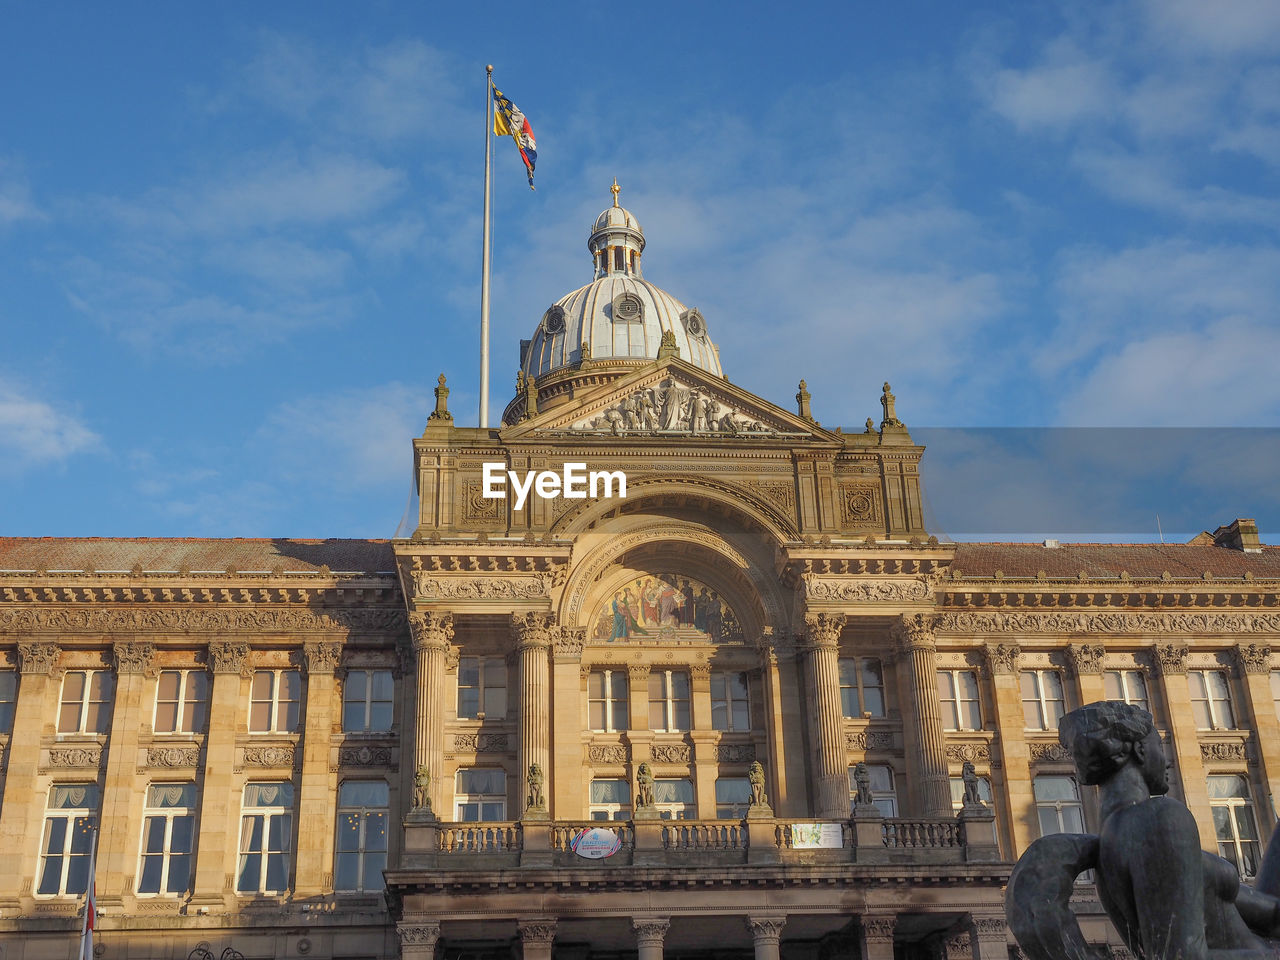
left=610, top=177, right=620, bottom=208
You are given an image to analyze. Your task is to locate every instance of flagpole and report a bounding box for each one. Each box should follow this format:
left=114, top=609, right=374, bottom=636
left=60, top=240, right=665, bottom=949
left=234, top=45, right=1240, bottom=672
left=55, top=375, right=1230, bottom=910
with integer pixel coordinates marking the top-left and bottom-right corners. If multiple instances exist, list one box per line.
left=479, top=64, right=494, bottom=429
left=80, top=825, right=98, bottom=960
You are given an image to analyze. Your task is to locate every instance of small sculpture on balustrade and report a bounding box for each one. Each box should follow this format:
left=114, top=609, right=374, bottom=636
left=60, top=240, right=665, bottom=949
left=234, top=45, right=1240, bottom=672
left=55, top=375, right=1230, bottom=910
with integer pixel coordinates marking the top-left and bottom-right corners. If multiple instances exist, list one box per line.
left=961, top=761, right=985, bottom=810
left=411, top=765, right=434, bottom=817
left=1008, top=700, right=1280, bottom=960
left=748, top=761, right=768, bottom=807
left=852, top=761, right=875, bottom=812
left=636, top=762, right=655, bottom=810
left=526, top=763, right=546, bottom=814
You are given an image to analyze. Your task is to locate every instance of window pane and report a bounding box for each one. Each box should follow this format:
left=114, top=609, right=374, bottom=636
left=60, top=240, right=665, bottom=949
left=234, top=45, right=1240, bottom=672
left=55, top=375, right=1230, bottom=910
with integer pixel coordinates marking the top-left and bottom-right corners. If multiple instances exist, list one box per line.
left=1104, top=671, right=1123, bottom=699
left=1209, top=775, right=1250, bottom=799
left=171, top=815, right=194, bottom=850
left=458, top=688, right=479, bottom=718
left=369, top=702, right=392, bottom=730
left=1207, top=671, right=1231, bottom=701
left=941, top=701, right=960, bottom=730
left=715, top=779, right=750, bottom=803
left=371, top=671, right=394, bottom=700
left=366, top=812, right=388, bottom=851
left=1213, top=805, right=1234, bottom=841
left=959, top=700, right=981, bottom=730
left=251, top=671, right=272, bottom=700
left=673, top=701, right=690, bottom=731
left=591, top=779, right=629, bottom=803
left=279, top=671, right=302, bottom=700
left=1059, top=805, right=1085, bottom=833
left=1023, top=700, right=1043, bottom=729
left=649, top=700, right=666, bottom=729
left=1189, top=672, right=1208, bottom=699
left=345, top=671, right=367, bottom=703
left=155, top=702, right=179, bottom=733
left=732, top=701, right=750, bottom=730
left=588, top=671, right=605, bottom=698
left=167, top=853, right=191, bottom=893
left=158, top=672, right=180, bottom=700
left=958, top=671, right=979, bottom=699
left=339, top=781, right=389, bottom=806
left=1192, top=700, right=1213, bottom=729
left=1034, top=777, right=1079, bottom=802
left=1020, top=672, right=1038, bottom=698
left=937, top=671, right=955, bottom=699
left=279, top=700, right=300, bottom=732
left=711, top=701, right=728, bottom=729
left=1235, top=806, right=1260, bottom=842
left=589, top=701, right=606, bottom=729
left=670, top=672, right=689, bottom=698
left=139, top=854, right=163, bottom=893
left=863, top=687, right=885, bottom=717
left=483, top=687, right=506, bottom=718
left=458, top=659, right=479, bottom=686
left=343, top=701, right=365, bottom=730
left=868, top=766, right=894, bottom=792
left=1130, top=673, right=1149, bottom=704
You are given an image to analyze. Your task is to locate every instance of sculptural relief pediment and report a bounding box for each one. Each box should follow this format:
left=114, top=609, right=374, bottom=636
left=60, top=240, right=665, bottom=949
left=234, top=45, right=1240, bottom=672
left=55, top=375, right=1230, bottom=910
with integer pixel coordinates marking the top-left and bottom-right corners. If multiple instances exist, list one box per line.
left=504, top=359, right=839, bottom=442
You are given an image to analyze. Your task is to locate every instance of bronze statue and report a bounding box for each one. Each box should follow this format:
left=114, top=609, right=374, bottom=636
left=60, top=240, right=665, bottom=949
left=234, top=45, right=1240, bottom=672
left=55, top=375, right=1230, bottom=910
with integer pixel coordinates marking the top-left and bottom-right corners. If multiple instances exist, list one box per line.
left=1008, top=701, right=1280, bottom=960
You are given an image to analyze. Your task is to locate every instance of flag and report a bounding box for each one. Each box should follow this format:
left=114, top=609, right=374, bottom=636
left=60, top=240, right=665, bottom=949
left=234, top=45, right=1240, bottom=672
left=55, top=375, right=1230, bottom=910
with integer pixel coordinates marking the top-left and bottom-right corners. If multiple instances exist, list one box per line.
left=493, top=85, right=537, bottom=189
left=80, top=828, right=97, bottom=960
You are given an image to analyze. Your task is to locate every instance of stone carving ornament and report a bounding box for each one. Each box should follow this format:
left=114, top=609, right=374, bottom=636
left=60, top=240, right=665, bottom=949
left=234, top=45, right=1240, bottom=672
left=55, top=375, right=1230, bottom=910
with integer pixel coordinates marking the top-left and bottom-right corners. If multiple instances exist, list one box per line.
left=0, top=607, right=405, bottom=635
left=569, top=376, right=777, bottom=437
left=633, top=919, right=671, bottom=945
left=715, top=743, right=755, bottom=762
left=208, top=641, right=250, bottom=676
left=112, top=641, right=155, bottom=675
left=803, top=578, right=931, bottom=603
left=1028, top=742, right=1071, bottom=763
left=862, top=917, right=896, bottom=942
left=17, top=641, right=58, bottom=675
left=1066, top=643, right=1105, bottom=676
left=845, top=731, right=894, bottom=751
left=985, top=643, right=1021, bottom=675
left=936, top=612, right=1280, bottom=635
left=339, top=745, right=392, bottom=767
left=414, top=575, right=550, bottom=601
left=511, top=612, right=556, bottom=648
left=48, top=747, right=102, bottom=768
left=589, top=744, right=628, bottom=764
left=408, top=611, right=454, bottom=651
left=398, top=923, right=440, bottom=947
left=1154, top=643, right=1189, bottom=676
left=804, top=613, right=847, bottom=649
left=1236, top=644, right=1273, bottom=675
left=147, top=746, right=199, bottom=767
left=1200, top=741, right=1247, bottom=762
left=650, top=743, right=691, bottom=764
left=945, top=741, right=992, bottom=763
left=518, top=921, right=557, bottom=945
left=243, top=745, right=295, bottom=767
left=302, top=641, right=340, bottom=675
left=893, top=613, right=938, bottom=651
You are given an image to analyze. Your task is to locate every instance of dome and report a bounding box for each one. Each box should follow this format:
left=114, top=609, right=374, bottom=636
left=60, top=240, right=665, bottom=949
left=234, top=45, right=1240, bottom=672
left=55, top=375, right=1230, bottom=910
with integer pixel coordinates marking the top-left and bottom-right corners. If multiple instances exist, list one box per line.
left=520, top=180, right=723, bottom=379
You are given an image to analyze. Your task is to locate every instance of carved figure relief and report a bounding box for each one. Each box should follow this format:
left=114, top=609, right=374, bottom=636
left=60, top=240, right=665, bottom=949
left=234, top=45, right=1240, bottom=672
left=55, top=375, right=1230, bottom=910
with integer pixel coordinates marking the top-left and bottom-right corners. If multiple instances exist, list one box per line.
left=592, top=572, right=741, bottom=642
left=567, top=375, right=784, bottom=437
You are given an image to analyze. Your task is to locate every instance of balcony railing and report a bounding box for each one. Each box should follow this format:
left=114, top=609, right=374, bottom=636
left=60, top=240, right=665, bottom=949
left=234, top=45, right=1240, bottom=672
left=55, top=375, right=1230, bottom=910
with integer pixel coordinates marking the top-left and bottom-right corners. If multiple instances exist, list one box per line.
left=662, top=821, right=742, bottom=850
left=439, top=822, right=522, bottom=853
left=882, top=818, right=961, bottom=849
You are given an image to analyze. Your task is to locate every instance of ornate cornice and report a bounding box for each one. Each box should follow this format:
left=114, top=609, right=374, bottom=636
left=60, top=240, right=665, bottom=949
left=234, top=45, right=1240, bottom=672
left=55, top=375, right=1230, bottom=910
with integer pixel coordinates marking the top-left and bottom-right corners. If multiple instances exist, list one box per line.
left=804, top=613, right=847, bottom=650
left=1236, top=643, right=1273, bottom=675
left=984, top=643, right=1020, bottom=675
left=1065, top=643, right=1105, bottom=676
left=801, top=576, right=932, bottom=604
left=936, top=611, right=1280, bottom=635
left=0, top=605, right=404, bottom=637
left=413, top=574, right=554, bottom=603
left=408, top=611, right=454, bottom=651
left=17, top=641, right=59, bottom=675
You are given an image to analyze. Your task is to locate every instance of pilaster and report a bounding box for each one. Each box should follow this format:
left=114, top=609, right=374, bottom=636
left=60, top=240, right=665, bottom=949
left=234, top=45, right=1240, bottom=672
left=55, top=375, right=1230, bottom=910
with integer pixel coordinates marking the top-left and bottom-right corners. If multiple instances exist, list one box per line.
left=0, top=642, right=60, bottom=907
left=860, top=916, right=896, bottom=960
left=1065, top=643, right=1106, bottom=705
left=294, top=640, right=340, bottom=897
left=690, top=662, right=716, bottom=818
left=1151, top=643, right=1217, bottom=845
left=969, top=916, right=1010, bottom=960
left=512, top=613, right=553, bottom=818
left=893, top=614, right=951, bottom=817
left=761, top=632, right=805, bottom=816
left=551, top=629, right=584, bottom=818
left=984, top=642, right=1033, bottom=856
left=97, top=641, right=156, bottom=906
left=1234, top=644, right=1280, bottom=829
left=191, top=640, right=249, bottom=909
left=409, top=611, right=453, bottom=814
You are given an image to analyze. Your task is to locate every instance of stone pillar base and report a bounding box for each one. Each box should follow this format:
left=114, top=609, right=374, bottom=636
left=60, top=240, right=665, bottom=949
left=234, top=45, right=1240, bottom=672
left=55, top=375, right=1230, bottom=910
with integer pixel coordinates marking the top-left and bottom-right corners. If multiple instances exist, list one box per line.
left=852, top=812, right=887, bottom=863
left=745, top=817, right=781, bottom=864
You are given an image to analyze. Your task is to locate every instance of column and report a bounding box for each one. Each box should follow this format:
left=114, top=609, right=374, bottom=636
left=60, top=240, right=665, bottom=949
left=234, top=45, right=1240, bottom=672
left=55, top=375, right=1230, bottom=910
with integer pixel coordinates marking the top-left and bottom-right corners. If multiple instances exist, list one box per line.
left=762, top=631, right=806, bottom=816
left=408, top=611, right=453, bottom=814
left=98, top=641, right=155, bottom=904
left=295, top=641, right=340, bottom=897
left=518, top=918, right=557, bottom=960
left=512, top=613, right=553, bottom=818
left=893, top=614, right=952, bottom=818
left=550, top=629, right=585, bottom=817
left=969, top=916, right=1010, bottom=960
left=746, top=916, right=786, bottom=960
left=859, top=916, right=896, bottom=960
left=983, top=642, right=1034, bottom=856
left=691, top=662, right=717, bottom=819
left=1066, top=643, right=1107, bottom=706
left=633, top=917, right=671, bottom=960
left=1152, top=643, right=1217, bottom=845
left=0, top=642, right=59, bottom=907
left=191, top=640, right=249, bottom=908
left=804, top=614, right=848, bottom=818
left=398, top=920, right=441, bottom=960
left=1234, top=644, right=1280, bottom=830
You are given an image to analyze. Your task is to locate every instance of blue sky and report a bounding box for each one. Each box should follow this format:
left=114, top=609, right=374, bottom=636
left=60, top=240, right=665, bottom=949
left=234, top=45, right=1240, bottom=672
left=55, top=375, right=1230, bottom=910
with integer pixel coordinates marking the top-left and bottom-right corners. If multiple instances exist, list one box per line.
left=2, top=1, right=1278, bottom=539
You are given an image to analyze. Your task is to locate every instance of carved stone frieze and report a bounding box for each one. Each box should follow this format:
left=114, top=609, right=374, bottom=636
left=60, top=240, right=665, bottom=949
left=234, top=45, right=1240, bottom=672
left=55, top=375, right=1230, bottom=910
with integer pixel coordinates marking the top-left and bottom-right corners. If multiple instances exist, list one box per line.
left=398, top=923, right=441, bottom=947
left=459, top=480, right=501, bottom=525
left=862, top=918, right=897, bottom=943
left=414, top=574, right=551, bottom=602
left=1154, top=643, right=1189, bottom=676
left=1236, top=644, right=1273, bottom=675
left=0, top=606, right=404, bottom=636
left=803, top=577, right=931, bottom=603
left=1066, top=643, right=1105, bottom=676
left=563, top=374, right=782, bottom=437
left=302, top=641, right=341, bottom=675
left=1200, top=741, right=1247, bottom=762
left=936, top=612, right=1280, bottom=635
left=756, top=484, right=796, bottom=515
left=554, top=629, right=585, bottom=659
left=112, top=641, right=156, bottom=675
left=1028, top=742, right=1070, bottom=763
left=845, top=731, right=894, bottom=751
left=944, top=741, right=992, bottom=763
left=47, top=746, right=102, bottom=768
left=985, top=643, right=1021, bottom=675
left=17, top=641, right=59, bottom=675
left=147, top=746, right=200, bottom=767
left=970, top=918, right=1007, bottom=939
left=588, top=744, right=628, bottom=764
left=804, top=613, right=847, bottom=649
left=650, top=743, right=691, bottom=764
left=242, top=745, right=296, bottom=767
left=208, top=641, right=251, bottom=676
left=715, top=743, right=756, bottom=762
left=408, top=611, right=454, bottom=651
left=339, top=744, right=393, bottom=767
left=452, top=733, right=509, bottom=753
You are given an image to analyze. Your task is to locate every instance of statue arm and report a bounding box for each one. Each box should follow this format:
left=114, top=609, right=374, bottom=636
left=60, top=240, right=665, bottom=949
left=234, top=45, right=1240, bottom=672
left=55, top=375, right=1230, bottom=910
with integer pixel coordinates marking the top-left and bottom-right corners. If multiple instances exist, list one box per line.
left=1006, top=834, right=1105, bottom=960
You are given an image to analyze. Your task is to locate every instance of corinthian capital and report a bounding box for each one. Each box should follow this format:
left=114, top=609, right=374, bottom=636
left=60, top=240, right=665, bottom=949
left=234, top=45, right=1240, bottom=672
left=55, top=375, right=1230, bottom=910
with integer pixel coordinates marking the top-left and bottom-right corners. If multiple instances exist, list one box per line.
left=892, top=612, right=938, bottom=652
left=113, top=641, right=156, bottom=675
left=804, top=613, right=847, bottom=649
left=408, top=611, right=454, bottom=651
left=510, top=612, right=556, bottom=649
left=17, top=641, right=59, bottom=675
left=302, top=641, right=341, bottom=675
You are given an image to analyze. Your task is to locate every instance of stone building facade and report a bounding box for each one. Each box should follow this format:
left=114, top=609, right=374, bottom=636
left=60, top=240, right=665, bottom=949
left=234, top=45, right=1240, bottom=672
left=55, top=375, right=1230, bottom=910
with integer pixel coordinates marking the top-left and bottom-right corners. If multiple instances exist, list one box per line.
left=0, top=194, right=1278, bottom=960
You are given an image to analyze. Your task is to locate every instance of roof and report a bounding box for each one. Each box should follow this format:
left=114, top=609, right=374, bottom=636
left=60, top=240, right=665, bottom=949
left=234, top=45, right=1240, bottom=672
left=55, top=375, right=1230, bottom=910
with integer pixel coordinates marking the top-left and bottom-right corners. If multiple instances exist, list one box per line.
left=950, top=542, right=1280, bottom=580
left=0, top=538, right=397, bottom=575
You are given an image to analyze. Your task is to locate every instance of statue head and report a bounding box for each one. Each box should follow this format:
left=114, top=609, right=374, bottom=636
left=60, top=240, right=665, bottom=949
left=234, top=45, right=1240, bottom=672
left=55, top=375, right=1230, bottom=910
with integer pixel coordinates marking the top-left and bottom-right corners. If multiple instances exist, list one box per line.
left=1058, top=701, right=1167, bottom=793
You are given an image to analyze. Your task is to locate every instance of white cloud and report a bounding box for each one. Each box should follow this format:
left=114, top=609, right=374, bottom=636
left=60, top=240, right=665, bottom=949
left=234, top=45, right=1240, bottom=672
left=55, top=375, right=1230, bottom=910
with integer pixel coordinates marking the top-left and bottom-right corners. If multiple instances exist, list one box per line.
left=1142, top=0, right=1280, bottom=56
left=0, top=379, right=101, bottom=472
left=0, top=159, right=44, bottom=225
left=986, top=40, right=1117, bottom=132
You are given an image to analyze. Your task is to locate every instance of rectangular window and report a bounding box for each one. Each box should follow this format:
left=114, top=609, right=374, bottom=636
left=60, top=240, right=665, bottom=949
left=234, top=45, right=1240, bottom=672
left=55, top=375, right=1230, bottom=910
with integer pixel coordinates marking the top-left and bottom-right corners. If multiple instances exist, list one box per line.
left=1104, top=670, right=1150, bottom=714
left=236, top=782, right=294, bottom=894
left=249, top=670, right=302, bottom=734
left=1209, top=775, right=1261, bottom=880
left=454, top=769, right=506, bottom=821
left=37, top=784, right=99, bottom=896
left=937, top=670, right=981, bottom=731
left=1021, top=670, right=1066, bottom=731
left=710, top=671, right=750, bottom=731
left=1034, top=776, right=1085, bottom=836
left=848, top=765, right=898, bottom=816
left=950, top=775, right=994, bottom=812
left=343, top=670, right=394, bottom=732
left=588, top=669, right=628, bottom=732
left=335, top=781, right=389, bottom=892
left=589, top=779, right=631, bottom=820
left=648, top=671, right=691, bottom=732
left=715, top=777, right=751, bottom=819
left=58, top=670, right=114, bottom=734
left=154, top=670, right=209, bottom=735
left=654, top=778, right=695, bottom=819
left=138, top=783, right=196, bottom=895
left=838, top=658, right=886, bottom=718
left=613, top=247, right=625, bottom=271
left=457, top=657, right=507, bottom=720
left=1190, top=670, right=1236, bottom=730
left=0, top=671, right=17, bottom=732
